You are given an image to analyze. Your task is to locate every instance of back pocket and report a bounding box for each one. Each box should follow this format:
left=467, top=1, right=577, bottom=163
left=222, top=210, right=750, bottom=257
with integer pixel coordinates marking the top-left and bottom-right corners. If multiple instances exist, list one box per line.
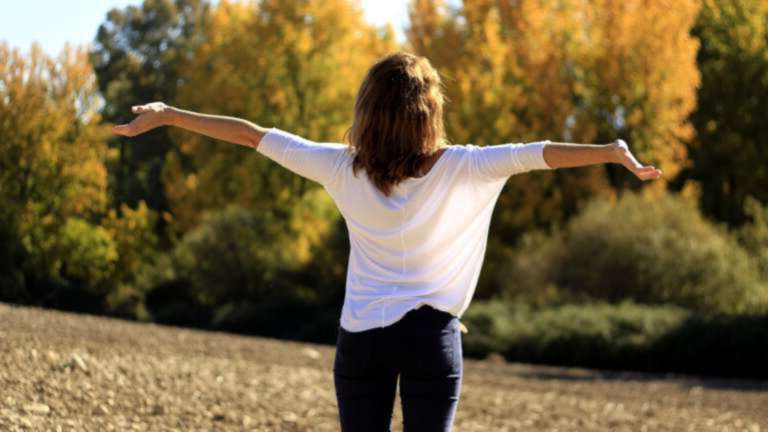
left=403, top=326, right=461, bottom=377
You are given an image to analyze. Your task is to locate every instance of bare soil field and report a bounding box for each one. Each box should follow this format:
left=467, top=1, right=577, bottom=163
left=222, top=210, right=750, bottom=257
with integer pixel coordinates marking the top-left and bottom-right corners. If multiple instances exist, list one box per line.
left=1, top=303, right=766, bottom=431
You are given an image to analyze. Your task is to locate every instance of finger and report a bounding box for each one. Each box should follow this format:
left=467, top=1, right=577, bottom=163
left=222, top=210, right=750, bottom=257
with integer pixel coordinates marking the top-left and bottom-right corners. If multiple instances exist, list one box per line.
left=112, top=124, right=132, bottom=136
left=636, top=167, right=662, bottom=180
left=641, top=166, right=662, bottom=176
left=637, top=172, right=654, bottom=181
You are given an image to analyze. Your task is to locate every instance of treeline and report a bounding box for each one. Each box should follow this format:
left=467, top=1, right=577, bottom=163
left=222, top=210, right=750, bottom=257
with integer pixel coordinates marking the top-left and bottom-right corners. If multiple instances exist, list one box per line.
left=2, top=0, right=768, bottom=373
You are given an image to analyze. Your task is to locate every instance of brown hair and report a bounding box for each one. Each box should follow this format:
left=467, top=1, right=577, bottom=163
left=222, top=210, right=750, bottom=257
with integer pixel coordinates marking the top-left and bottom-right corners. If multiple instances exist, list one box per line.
left=344, top=52, right=449, bottom=196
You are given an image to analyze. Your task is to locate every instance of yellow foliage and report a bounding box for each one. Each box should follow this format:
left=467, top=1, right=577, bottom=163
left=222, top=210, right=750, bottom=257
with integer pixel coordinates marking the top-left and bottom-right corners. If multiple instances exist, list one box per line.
left=165, top=0, right=396, bottom=236
left=0, top=41, right=111, bottom=280
left=287, top=188, right=337, bottom=265
left=103, top=201, right=159, bottom=283
left=406, top=0, right=700, bottom=232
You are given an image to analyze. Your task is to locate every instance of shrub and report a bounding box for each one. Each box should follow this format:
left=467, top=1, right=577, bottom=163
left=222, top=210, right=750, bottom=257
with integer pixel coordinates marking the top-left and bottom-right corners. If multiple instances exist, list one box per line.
left=210, top=299, right=342, bottom=343
left=169, top=204, right=293, bottom=305
left=134, top=189, right=343, bottom=330
left=501, top=192, right=768, bottom=314
left=737, top=196, right=768, bottom=278
left=461, top=301, right=688, bottom=366
left=461, top=300, right=768, bottom=378
left=57, top=218, right=119, bottom=292
left=0, top=209, right=26, bottom=301
left=492, top=229, right=578, bottom=305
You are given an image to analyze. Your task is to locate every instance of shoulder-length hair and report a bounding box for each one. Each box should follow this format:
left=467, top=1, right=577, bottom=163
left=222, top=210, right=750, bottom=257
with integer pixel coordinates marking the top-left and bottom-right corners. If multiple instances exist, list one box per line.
left=344, top=52, right=449, bottom=196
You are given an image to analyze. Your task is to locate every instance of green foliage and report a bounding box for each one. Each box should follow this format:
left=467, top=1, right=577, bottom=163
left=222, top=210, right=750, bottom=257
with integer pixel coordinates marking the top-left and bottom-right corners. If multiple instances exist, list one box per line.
left=737, top=196, right=768, bottom=278
left=91, top=0, right=210, bottom=215
left=461, top=300, right=768, bottom=378
left=679, top=0, right=768, bottom=224
left=57, top=218, right=119, bottom=292
left=0, top=209, right=26, bottom=302
left=102, top=202, right=160, bottom=283
left=210, top=299, right=341, bottom=343
left=0, top=41, right=113, bottom=302
left=102, top=201, right=160, bottom=316
left=489, top=229, right=574, bottom=304
left=0, top=41, right=166, bottom=308
left=462, top=301, right=688, bottom=365
left=137, top=188, right=341, bottom=311
left=501, top=192, right=768, bottom=313
left=170, top=204, right=294, bottom=305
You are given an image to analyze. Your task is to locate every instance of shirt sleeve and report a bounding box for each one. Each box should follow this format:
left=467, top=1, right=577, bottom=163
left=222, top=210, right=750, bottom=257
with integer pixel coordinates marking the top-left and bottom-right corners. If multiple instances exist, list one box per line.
left=469, top=140, right=553, bottom=182
left=255, top=127, right=349, bottom=187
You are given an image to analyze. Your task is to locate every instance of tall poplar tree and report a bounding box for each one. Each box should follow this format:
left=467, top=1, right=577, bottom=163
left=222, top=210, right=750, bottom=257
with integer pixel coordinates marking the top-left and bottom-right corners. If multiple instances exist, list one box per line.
left=91, top=0, right=210, bottom=230
left=680, top=0, right=768, bottom=225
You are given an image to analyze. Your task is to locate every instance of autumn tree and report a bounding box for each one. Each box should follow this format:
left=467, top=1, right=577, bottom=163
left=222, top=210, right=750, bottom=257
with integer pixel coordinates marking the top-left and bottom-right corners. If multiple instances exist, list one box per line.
left=407, top=0, right=701, bottom=297
left=0, top=42, right=108, bottom=300
left=163, top=0, right=396, bottom=233
left=0, top=41, right=157, bottom=312
left=115, top=0, right=397, bottom=318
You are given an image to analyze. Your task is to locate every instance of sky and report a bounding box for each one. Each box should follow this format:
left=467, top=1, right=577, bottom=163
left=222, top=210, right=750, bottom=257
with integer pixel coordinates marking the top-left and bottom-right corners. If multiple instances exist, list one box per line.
left=0, top=0, right=410, bottom=56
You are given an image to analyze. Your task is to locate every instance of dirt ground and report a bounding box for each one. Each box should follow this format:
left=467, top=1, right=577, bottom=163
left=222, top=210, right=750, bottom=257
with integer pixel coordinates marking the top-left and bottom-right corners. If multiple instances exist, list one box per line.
left=1, top=303, right=766, bottom=431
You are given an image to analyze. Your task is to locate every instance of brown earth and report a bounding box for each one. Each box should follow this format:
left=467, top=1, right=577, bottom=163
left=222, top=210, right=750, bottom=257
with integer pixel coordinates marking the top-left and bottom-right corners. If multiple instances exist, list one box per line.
left=1, top=303, right=766, bottom=431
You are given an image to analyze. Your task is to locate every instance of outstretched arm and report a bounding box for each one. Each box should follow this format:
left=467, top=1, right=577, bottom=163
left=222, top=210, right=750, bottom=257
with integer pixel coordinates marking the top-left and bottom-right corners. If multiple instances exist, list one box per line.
left=542, top=140, right=662, bottom=181
left=112, top=102, right=268, bottom=149
left=113, top=101, right=349, bottom=187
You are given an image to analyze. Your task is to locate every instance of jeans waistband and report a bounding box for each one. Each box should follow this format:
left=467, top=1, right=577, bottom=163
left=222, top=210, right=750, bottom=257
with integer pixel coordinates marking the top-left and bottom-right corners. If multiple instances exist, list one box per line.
left=394, top=304, right=456, bottom=328
left=339, top=304, right=458, bottom=335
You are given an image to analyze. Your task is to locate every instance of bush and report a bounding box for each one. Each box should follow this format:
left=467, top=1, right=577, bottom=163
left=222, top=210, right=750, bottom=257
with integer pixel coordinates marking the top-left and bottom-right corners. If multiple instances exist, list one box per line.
left=0, top=209, right=26, bottom=301
left=462, top=301, right=688, bottom=367
left=143, top=278, right=212, bottom=328
left=133, top=190, right=344, bottom=335
left=57, top=218, right=119, bottom=292
left=500, top=192, right=768, bottom=314
left=210, top=299, right=342, bottom=343
left=169, top=204, right=294, bottom=305
left=737, top=196, right=768, bottom=279
left=492, top=229, right=578, bottom=305
left=461, top=300, right=768, bottom=378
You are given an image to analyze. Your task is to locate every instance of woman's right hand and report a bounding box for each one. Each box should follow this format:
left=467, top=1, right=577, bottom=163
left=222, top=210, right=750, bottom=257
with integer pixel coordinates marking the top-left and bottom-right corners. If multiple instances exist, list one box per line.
left=610, top=139, right=663, bottom=181
left=112, top=102, right=174, bottom=137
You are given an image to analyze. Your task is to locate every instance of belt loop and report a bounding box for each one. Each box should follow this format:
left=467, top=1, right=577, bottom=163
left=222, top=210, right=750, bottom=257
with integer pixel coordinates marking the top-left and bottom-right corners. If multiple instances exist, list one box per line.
left=458, top=320, right=468, bottom=334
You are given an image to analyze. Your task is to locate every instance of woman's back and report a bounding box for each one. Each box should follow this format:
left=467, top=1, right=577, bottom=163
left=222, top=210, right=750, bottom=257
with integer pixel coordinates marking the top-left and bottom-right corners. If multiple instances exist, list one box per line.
left=256, top=127, right=552, bottom=332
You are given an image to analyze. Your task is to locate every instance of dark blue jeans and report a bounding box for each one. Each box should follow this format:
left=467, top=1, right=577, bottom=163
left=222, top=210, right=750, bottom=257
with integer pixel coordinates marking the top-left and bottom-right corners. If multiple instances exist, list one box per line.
left=333, top=305, right=463, bottom=432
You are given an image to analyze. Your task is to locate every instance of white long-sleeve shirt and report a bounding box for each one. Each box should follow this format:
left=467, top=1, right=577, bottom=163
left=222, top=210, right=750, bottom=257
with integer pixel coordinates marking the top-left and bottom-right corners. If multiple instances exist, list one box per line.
left=256, top=128, right=553, bottom=332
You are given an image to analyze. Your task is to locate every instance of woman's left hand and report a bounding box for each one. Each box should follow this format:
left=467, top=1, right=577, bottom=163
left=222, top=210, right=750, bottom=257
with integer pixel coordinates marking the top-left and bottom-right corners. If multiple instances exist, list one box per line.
left=112, top=102, right=173, bottom=137
left=610, top=139, right=663, bottom=181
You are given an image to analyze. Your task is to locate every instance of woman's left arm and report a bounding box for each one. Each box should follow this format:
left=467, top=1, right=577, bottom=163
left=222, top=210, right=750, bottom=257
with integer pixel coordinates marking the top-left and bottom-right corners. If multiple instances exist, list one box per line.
left=543, top=139, right=663, bottom=181
left=112, top=102, right=268, bottom=149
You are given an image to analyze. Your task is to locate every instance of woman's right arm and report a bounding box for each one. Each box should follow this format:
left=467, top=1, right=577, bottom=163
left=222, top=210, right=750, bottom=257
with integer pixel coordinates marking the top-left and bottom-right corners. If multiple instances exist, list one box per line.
left=543, top=139, right=662, bottom=181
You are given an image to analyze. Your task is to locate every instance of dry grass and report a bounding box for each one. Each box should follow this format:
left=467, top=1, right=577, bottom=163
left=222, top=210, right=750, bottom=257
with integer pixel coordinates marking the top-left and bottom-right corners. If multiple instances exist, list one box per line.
left=1, top=303, right=766, bottom=431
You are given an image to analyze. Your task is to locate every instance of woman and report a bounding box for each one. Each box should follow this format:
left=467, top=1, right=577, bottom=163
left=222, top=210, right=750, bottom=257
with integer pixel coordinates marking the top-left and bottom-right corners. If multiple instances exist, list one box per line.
left=113, top=52, right=661, bottom=431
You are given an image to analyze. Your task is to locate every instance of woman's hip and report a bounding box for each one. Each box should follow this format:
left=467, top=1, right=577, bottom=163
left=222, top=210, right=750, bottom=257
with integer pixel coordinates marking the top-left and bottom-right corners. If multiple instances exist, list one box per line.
left=334, top=304, right=462, bottom=376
